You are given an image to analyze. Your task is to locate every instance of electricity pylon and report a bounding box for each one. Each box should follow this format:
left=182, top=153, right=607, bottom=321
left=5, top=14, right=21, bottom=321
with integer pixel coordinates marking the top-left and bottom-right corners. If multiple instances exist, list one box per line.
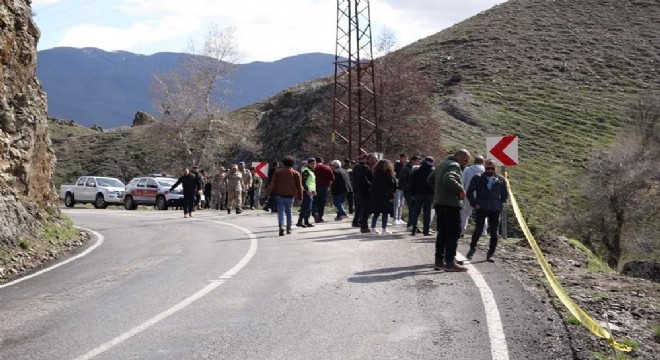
left=332, top=0, right=380, bottom=161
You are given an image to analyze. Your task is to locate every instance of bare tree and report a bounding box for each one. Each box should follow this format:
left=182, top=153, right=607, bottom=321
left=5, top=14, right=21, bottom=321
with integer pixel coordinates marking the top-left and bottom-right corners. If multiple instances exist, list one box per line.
left=569, top=95, right=660, bottom=269
left=151, top=24, right=247, bottom=166
left=373, top=30, right=441, bottom=158
left=281, top=28, right=442, bottom=162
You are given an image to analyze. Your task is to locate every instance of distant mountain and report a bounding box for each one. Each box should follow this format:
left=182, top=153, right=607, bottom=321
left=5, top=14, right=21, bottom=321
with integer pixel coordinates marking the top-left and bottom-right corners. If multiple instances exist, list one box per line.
left=36, top=47, right=336, bottom=128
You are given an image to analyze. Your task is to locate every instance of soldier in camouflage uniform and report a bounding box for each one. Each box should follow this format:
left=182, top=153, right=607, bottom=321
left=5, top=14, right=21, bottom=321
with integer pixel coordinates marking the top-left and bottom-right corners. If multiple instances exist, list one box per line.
left=238, top=161, right=252, bottom=209
left=225, top=164, right=244, bottom=214
left=210, top=166, right=227, bottom=210
left=247, top=167, right=263, bottom=209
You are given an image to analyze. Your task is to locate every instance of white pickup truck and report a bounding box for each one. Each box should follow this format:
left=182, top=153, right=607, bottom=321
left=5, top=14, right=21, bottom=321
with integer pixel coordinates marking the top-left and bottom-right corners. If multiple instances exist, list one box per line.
left=60, top=176, right=126, bottom=209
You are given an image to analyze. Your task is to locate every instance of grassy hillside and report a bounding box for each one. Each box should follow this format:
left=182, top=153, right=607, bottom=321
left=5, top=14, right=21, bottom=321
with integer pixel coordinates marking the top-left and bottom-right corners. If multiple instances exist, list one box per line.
left=401, top=0, right=659, bottom=226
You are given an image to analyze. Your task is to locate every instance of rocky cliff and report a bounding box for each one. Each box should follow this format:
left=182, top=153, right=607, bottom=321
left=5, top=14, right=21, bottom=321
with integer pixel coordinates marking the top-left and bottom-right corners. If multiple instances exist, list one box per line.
left=1, top=2, right=57, bottom=253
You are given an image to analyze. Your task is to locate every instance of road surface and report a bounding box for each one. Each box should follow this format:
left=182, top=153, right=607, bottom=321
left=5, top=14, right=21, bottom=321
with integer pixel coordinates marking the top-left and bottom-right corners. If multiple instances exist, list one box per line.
left=0, top=208, right=573, bottom=359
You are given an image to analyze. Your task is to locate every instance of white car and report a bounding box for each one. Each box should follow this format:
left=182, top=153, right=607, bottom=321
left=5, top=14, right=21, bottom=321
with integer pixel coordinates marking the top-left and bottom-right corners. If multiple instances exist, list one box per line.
left=122, top=175, right=184, bottom=210
left=60, top=176, right=126, bottom=209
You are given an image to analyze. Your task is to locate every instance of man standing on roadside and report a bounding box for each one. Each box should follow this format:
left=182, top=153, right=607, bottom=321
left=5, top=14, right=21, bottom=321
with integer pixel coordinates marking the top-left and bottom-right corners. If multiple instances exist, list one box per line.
left=265, top=156, right=303, bottom=236
left=398, top=155, right=422, bottom=227
left=226, top=164, right=244, bottom=214
left=351, top=155, right=368, bottom=228
left=210, top=166, right=227, bottom=210
left=461, top=156, right=486, bottom=237
left=297, top=158, right=317, bottom=228
left=355, top=153, right=378, bottom=233
left=313, top=157, right=335, bottom=223
left=466, top=159, right=508, bottom=262
left=238, top=161, right=252, bottom=210
left=330, top=160, right=352, bottom=220
left=428, top=149, right=471, bottom=272
left=191, top=166, right=204, bottom=211
left=170, top=168, right=198, bottom=218
left=393, top=153, right=408, bottom=225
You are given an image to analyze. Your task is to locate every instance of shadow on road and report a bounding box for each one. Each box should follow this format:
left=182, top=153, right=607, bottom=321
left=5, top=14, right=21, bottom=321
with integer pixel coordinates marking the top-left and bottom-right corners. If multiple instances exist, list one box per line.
left=347, top=264, right=439, bottom=283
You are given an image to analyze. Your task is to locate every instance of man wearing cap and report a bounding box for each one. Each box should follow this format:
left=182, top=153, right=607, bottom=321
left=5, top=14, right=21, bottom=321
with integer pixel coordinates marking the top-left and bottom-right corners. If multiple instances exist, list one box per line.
left=313, top=156, right=335, bottom=223
left=238, top=161, right=252, bottom=210
left=297, top=158, right=317, bottom=228
left=210, top=167, right=227, bottom=210
left=225, top=164, right=244, bottom=214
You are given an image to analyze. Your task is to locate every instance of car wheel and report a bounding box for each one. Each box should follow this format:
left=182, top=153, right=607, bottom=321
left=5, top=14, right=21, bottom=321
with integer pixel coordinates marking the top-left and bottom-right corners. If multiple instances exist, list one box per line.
left=124, top=195, right=137, bottom=210
left=155, top=195, right=168, bottom=210
left=64, top=193, right=75, bottom=208
left=93, top=194, right=108, bottom=209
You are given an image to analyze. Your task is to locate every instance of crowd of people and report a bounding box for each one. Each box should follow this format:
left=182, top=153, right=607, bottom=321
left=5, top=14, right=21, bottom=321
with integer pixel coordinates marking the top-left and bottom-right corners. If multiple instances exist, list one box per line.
left=169, top=162, right=262, bottom=218
left=170, top=150, right=509, bottom=273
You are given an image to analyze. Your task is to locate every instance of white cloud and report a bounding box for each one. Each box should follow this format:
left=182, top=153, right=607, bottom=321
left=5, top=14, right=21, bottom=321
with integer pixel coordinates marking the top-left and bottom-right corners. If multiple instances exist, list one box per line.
left=34, top=0, right=507, bottom=62
left=58, top=16, right=203, bottom=52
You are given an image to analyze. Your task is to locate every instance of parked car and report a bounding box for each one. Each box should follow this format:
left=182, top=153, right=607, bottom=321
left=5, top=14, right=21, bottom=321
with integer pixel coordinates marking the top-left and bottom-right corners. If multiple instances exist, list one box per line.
left=123, top=174, right=184, bottom=210
left=60, top=176, right=126, bottom=209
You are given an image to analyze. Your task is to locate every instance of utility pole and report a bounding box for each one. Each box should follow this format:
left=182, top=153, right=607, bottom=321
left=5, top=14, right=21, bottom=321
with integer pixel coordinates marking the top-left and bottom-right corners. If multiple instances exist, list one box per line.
left=332, top=0, right=380, bottom=161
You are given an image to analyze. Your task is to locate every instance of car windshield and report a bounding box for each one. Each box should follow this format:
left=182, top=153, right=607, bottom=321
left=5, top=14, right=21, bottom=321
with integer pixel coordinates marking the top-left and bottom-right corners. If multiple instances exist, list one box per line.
left=156, top=178, right=177, bottom=187
left=96, top=178, right=125, bottom=187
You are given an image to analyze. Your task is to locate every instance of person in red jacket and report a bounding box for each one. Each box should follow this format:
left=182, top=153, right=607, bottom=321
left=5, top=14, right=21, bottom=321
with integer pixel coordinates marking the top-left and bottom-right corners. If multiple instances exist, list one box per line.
left=312, top=156, right=335, bottom=223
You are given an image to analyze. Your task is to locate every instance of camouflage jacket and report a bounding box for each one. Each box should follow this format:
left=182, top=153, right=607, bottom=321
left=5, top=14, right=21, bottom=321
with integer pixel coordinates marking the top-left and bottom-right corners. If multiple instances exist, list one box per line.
left=225, top=171, right=244, bottom=192
left=212, top=173, right=227, bottom=191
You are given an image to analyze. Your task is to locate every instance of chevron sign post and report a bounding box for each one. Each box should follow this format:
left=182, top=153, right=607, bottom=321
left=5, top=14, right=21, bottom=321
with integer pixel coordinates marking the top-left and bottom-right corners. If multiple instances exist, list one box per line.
left=487, top=135, right=518, bottom=166
left=486, top=135, right=518, bottom=239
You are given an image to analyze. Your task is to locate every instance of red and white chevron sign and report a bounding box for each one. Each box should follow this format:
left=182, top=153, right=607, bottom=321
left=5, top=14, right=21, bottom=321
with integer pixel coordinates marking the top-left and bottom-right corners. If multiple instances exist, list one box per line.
left=487, top=135, right=518, bottom=166
left=252, top=161, right=269, bottom=178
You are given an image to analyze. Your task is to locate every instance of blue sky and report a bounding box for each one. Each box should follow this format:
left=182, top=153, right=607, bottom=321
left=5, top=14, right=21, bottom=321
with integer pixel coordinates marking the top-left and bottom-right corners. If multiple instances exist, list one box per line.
left=33, top=0, right=506, bottom=63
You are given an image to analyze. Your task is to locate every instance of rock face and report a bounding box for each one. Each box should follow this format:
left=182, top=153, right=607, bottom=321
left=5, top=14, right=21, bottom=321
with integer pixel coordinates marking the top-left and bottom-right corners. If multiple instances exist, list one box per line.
left=132, top=111, right=156, bottom=127
left=621, top=261, right=660, bottom=283
left=0, top=1, right=57, bottom=247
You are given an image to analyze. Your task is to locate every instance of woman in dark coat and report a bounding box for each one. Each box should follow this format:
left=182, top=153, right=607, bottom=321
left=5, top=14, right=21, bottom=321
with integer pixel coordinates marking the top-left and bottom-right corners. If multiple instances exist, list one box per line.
left=369, top=159, right=397, bottom=235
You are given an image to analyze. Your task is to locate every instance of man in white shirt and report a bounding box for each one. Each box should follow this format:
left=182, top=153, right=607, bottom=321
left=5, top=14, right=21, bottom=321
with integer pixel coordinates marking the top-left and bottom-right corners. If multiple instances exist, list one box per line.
left=460, top=156, right=485, bottom=237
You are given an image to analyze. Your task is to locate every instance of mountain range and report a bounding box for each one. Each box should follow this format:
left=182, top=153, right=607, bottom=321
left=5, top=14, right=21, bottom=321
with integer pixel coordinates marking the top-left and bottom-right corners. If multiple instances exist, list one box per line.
left=36, top=47, right=336, bottom=128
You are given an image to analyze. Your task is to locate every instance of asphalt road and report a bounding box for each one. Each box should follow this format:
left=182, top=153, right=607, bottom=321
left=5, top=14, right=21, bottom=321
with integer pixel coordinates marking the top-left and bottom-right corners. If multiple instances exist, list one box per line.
left=0, top=208, right=575, bottom=359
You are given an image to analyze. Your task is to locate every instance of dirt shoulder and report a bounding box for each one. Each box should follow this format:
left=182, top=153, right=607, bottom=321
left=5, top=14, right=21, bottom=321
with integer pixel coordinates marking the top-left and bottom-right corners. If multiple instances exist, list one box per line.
left=487, top=235, right=660, bottom=359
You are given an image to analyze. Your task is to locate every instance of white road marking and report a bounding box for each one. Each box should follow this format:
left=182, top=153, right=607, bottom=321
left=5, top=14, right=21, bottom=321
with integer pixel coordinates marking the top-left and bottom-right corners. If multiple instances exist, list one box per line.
left=73, top=219, right=258, bottom=360
left=0, top=226, right=104, bottom=289
left=458, top=253, right=510, bottom=360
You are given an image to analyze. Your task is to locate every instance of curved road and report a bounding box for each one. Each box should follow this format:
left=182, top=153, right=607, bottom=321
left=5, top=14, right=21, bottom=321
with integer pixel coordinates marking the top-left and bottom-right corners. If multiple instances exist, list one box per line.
left=0, top=209, right=573, bottom=359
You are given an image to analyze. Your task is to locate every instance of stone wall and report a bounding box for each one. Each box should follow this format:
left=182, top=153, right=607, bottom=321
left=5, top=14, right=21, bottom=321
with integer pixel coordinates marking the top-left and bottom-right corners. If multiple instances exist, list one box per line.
left=0, top=0, right=57, bottom=247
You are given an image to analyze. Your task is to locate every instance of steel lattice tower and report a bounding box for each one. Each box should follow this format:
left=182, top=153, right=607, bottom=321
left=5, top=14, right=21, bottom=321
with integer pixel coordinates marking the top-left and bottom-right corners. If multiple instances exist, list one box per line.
left=332, top=0, right=379, bottom=161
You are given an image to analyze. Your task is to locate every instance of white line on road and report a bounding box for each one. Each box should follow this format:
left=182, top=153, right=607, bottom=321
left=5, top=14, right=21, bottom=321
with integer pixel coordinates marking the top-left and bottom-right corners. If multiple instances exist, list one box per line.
left=0, top=226, right=104, bottom=290
left=459, top=254, right=510, bottom=360
left=73, top=219, right=258, bottom=360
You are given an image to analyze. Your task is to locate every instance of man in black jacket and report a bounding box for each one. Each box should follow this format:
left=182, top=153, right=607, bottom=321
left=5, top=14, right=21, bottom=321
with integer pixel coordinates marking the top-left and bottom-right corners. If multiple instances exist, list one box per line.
left=170, top=168, right=200, bottom=218
left=353, top=153, right=377, bottom=233
left=397, top=155, right=422, bottom=227
left=465, top=159, right=509, bottom=262
left=409, top=157, right=435, bottom=236
left=331, top=160, right=353, bottom=220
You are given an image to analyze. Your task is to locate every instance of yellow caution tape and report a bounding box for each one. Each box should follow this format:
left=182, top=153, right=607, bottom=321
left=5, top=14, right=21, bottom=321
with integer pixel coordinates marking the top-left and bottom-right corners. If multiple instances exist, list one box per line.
left=504, top=175, right=631, bottom=352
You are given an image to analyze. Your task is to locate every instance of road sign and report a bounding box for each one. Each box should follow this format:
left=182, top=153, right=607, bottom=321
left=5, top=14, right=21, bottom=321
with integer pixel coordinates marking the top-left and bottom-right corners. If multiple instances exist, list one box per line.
left=252, top=161, right=269, bottom=178
left=487, top=135, right=518, bottom=166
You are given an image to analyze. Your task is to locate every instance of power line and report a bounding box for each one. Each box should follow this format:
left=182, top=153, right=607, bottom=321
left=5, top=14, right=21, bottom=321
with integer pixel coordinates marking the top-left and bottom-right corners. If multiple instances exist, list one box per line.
left=39, top=7, right=122, bottom=33
left=33, top=0, right=69, bottom=14
left=35, top=0, right=97, bottom=20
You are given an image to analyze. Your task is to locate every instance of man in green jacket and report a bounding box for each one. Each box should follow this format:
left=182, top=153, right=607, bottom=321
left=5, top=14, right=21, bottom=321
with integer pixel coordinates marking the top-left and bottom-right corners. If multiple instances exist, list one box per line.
left=427, top=149, right=472, bottom=272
